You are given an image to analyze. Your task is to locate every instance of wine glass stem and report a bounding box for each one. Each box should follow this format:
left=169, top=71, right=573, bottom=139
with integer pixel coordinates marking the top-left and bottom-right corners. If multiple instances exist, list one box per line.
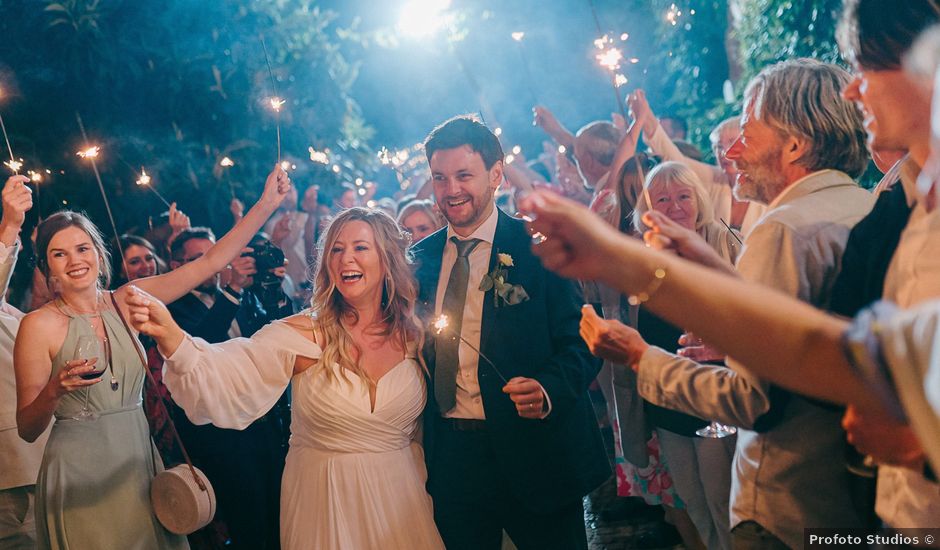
left=81, top=387, right=91, bottom=414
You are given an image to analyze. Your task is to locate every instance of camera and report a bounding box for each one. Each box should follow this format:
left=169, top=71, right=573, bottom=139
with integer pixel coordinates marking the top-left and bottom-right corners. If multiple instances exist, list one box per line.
left=247, top=235, right=286, bottom=290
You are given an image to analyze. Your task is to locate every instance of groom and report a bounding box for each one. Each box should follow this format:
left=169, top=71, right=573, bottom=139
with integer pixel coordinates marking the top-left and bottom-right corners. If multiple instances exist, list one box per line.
left=412, top=116, right=610, bottom=550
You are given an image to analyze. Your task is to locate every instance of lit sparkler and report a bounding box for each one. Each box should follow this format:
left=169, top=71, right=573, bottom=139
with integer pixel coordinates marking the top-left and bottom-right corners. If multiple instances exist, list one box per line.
left=3, top=159, right=22, bottom=173
left=220, top=156, right=235, bottom=167
left=308, top=147, right=330, bottom=164
left=666, top=3, right=681, bottom=26
left=261, top=36, right=285, bottom=164
left=511, top=31, right=525, bottom=41
left=615, top=74, right=628, bottom=87
left=77, top=146, right=100, bottom=159
left=432, top=314, right=508, bottom=384
left=27, top=170, right=42, bottom=183
left=219, top=157, right=235, bottom=199
left=135, top=168, right=172, bottom=208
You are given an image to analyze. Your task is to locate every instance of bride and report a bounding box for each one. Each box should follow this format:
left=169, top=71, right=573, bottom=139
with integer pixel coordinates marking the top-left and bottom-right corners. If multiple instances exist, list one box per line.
left=125, top=207, right=444, bottom=549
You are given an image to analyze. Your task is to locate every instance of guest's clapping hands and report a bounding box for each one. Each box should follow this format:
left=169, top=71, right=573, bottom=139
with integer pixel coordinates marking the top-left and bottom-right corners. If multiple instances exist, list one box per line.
left=627, top=89, right=657, bottom=136
left=843, top=405, right=926, bottom=470
left=125, top=286, right=185, bottom=354
left=580, top=305, right=649, bottom=369
left=503, top=377, right=547, bottom=419
left=519, top=190, right=625, bottom=283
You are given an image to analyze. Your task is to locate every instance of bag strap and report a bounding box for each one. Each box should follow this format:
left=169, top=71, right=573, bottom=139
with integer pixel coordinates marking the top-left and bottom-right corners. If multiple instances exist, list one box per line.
left=109, top=291, right=207, bottom=493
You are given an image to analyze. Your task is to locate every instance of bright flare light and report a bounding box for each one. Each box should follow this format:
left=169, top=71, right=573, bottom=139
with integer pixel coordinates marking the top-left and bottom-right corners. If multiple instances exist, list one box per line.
left=269, top=97, right=286, bottom=112
left=308, top=147, right=330, bottom=164
left=666, top=3, right=681, bottom=25
left=27, top=170, right=42, bottom=182
left=494, top=127, right=502, bottom=137
left=397, top=0, right=452, bottom=39
left=433, top=314, right=449, bottom=334
left=505, top=154, right=516, bottom=164
left=615, top=74, right=628, bottom=87
left=511, top=145, right=522, bottom=155
left=4, top=159, right=22, bottom=173
left=557, top=145, right=567, bottom=154
left=220, top=156, right=235, bottom=167
left=77, top=146, right=100, bottom=159
left=136, top=168, right=151, bottom=186
left=596, top=47, right=623, bottom=71
left=511, top=31, right=525, bottom=42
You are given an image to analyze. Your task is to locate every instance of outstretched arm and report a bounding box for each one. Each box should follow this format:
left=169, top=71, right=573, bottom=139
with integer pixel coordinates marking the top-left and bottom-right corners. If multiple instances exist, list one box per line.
left=118, top=166, right=290, bottom=308
left=520, top=190, right=876, bottom=412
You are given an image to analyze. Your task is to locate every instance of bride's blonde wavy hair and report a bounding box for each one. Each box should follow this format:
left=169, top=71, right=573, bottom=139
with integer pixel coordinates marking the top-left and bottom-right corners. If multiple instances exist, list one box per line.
left=309, top=207, right=425, bottom=386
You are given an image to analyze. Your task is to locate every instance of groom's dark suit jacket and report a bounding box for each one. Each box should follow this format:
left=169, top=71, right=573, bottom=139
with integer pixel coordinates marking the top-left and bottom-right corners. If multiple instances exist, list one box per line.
left=412, top=208, right=611, bottom=514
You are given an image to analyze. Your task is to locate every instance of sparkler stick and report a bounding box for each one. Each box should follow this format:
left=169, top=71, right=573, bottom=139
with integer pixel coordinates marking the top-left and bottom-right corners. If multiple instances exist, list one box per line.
left=511, top=32, right=540, bottom=106
left=75, top=112, right=127, bottom=272
left=136, top=168, right=172, bottom=208
left=0, top=90, right=21, bottom=175
left=719, top=217, right=744, bottom=245
left=432, top=315, right=509, bottom=385
left=261, top=37, right=283, bottom=164
left=220, top=156, right=235, bottom=199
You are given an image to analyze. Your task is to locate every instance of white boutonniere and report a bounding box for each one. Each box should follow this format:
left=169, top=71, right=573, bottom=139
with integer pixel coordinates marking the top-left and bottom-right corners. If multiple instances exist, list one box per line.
left=479, top=252, right=530, bottom=307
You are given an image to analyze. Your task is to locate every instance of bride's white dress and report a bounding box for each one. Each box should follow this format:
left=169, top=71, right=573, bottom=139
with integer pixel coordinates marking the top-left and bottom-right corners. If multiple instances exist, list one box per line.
left=161, top=319, right=445, bottom=550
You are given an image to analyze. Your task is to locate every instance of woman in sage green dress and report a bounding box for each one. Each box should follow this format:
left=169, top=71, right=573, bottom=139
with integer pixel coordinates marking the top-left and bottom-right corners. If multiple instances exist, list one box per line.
left=13, top=166, right=290, bottom=549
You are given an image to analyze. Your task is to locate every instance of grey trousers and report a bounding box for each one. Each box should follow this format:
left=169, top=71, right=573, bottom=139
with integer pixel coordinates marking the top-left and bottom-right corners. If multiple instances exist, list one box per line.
left=657, top=428, right=735, bottom=550
left=0, top=485, right=37, bottom=550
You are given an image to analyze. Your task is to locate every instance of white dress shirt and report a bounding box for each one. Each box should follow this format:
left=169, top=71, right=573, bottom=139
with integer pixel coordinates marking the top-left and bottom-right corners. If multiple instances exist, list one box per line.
left=0, top=241, right=51, bottom=490
left=434, top=208, right=499, bottom=420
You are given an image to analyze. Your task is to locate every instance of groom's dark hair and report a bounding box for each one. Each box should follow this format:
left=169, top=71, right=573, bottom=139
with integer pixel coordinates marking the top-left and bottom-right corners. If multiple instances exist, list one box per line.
left=424, top=115, right=504, bottom=169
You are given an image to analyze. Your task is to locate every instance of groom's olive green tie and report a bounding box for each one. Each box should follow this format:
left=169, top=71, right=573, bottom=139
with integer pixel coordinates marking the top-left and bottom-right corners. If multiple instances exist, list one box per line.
left=435, top=237, right=482, bottom=414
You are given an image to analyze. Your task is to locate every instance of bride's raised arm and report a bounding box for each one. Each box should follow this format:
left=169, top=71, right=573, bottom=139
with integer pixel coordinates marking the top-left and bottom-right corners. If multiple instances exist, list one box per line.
left=125, top=287, right=319, bottom=430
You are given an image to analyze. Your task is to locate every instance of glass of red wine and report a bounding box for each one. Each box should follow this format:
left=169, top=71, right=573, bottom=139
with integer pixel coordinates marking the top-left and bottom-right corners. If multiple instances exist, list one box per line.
left=71, top=335, right=105, bottom=421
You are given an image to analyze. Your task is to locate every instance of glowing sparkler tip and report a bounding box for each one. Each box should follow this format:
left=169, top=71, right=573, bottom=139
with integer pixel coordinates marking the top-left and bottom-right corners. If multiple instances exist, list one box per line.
left=593, top=34, right=611, bottom=50
left=269, top=97, right=286, bottom=112
left=615, top=74, right=628, bottom=87
left=596, top=47, right=624, bottom=71
left=27, top=170, right=42, bottom=182
left=433, top=315, right=449, bottom=334
left=136, top=168, right=151, bottom=186
left=77, top=146, right=100, bottom=159
left=4, top=159, right=22, bottom=173
left=220, top=157, right=235, bottom=167
left=378, top=147, right=392, bottom=165
left=308, top=147, right=330, bottom=165
left=620, top=33, right=629, bottom=41
left=666, top=3, right=681, bottom=25
left=511, top=31, right=525, bottom=42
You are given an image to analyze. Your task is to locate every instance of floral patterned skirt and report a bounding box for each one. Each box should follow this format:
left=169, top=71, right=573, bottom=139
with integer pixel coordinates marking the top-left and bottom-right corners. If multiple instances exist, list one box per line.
left=612, top=419, right=685, bottom=509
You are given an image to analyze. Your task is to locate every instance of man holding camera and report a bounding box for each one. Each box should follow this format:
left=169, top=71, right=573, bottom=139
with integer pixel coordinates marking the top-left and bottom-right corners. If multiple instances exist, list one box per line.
left=166, top=227, right=291, bottom=550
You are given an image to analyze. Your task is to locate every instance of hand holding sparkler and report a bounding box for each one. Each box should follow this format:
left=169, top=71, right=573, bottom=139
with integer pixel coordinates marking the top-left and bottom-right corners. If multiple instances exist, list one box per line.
left=641, top=211, right=738, bottom=275
left=259, top=165, right=293, bottom=212
left=627, top=89, right=658, bottom=138
left=0, top=175, right=33, bottom=240
left=432, top=314, right=548, bottom=419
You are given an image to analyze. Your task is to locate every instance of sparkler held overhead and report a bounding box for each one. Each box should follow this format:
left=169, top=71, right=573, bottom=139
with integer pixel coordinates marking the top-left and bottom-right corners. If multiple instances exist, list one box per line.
left=135, top=167, right=172, bottom=208
left=261, top=36, right=285, bottom=164
left=0, top=88, right=20, bottom=175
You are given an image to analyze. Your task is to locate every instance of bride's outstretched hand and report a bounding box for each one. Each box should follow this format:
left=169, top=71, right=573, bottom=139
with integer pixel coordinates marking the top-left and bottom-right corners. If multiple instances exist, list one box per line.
left=125, top=286, right=185, bottom=355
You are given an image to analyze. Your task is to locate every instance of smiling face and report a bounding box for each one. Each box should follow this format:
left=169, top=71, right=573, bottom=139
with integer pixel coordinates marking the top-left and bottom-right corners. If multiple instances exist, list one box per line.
left=725, top=100, right=789, bottom=205
left=123, top=244, right=157, bottom=281
left=841, top=68, right=931, bottom=159
left=650, top=182, right=699, bottom=231
left=430, top=145, right=501, bottom=236
left=327, top=220, right=385, bottom=308
left=46, top=226, right=103, bottom=293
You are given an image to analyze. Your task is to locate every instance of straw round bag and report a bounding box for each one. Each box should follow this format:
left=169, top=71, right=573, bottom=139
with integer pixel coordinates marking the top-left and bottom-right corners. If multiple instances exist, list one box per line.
left=151, top=464, right=216, bottom=534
